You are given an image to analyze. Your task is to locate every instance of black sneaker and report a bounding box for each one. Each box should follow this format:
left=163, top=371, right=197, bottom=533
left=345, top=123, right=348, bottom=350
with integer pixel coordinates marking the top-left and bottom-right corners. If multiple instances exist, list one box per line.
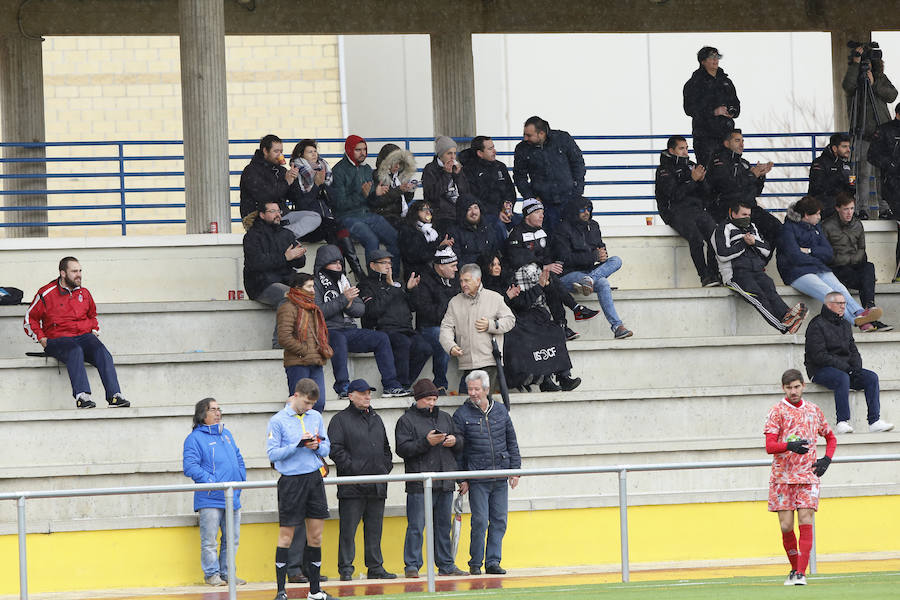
left=76, top=396, right=96, bottom=409
left=107, top=394, right=130, bottom=408
left=565, top=327, right=580, bottom=341
left=558, top=374, right=582, bottom=392
left=337, top=388, right=349, bottom=399
left=613, top=325, right=633, bottom=339
left=871, top=321, right=894, bottom=332
left=307, top=592, right=341, bottom=600
left=573, top=304, right=599, bottom=321
left=469, top=566, right=482, bottom=575
left=274, top=592, right=288, bottom=600
left=539, top=377, right=561, bottom=392
left=339, top=571, right=352, bottom=581
left=367, top=570, right=397, bottom=579
left=383, top=387, right=412, bottom=398
left=438, top=567, right=467, bottom=576
left=485, top=564, right=506, bottom=575
left=700, top=274, right=721, bottom=287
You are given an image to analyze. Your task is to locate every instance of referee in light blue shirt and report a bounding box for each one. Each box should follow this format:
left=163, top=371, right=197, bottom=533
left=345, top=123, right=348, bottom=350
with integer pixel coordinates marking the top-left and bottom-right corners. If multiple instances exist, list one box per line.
left=266, top=378, right=338, bottom=600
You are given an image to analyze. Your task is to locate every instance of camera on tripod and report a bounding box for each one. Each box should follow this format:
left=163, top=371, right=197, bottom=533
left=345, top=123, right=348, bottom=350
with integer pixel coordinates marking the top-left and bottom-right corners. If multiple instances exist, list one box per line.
left=848, top=40, right=883, bottom=67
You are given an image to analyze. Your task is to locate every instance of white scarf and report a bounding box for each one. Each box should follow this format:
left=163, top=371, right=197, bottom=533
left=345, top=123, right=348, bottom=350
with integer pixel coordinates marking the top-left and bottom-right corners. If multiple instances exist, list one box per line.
left=417, top=220, right=438, bottom=242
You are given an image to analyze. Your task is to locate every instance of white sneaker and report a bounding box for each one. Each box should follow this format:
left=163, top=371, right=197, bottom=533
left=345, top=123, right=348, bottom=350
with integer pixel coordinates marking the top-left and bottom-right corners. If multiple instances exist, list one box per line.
left=793, top=573, right=807, bottom=585
left=834, top=421, right=854, bottom=434
left=784, top=570, right=797, bottom=585
left=868, top=419, right=895, bottom=433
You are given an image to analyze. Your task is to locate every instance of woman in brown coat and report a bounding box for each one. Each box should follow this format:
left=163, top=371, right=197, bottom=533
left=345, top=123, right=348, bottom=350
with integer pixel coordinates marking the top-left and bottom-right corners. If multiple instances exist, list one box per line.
left=276, top=273, right=333, bottom=411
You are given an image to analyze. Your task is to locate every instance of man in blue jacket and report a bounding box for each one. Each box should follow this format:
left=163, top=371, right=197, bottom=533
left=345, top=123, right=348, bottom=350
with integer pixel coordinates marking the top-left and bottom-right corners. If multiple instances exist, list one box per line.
left=452, top=370, right=521, bottom=576
left=183, top=397, right=247, bottom=586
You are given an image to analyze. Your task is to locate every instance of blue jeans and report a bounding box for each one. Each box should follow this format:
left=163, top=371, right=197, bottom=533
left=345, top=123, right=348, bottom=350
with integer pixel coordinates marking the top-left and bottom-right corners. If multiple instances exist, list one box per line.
left=340, top=214, right=400, bottom=270
left=198, top=507, right=241, bottom=578
left=403, top=491, right=454, bottom=571
left=43, top=333, right=121, bottom=399
left=328, top=327, right=401, bottom=394
left=789, top=272, right=863, bottom=325
left=285, top=365, right=326, bottom=412
left=467, top=479, right=509, bottom=569
left=812, top=367, right=881, bottom=424
left=560, top=257, right=623, bottom=330
left=419, top=326, right=449, bottom=390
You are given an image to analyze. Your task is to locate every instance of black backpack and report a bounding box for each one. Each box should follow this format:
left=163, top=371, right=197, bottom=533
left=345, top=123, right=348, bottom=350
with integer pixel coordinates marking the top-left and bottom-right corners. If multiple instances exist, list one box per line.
left=0, top=287, right=23, bottom=305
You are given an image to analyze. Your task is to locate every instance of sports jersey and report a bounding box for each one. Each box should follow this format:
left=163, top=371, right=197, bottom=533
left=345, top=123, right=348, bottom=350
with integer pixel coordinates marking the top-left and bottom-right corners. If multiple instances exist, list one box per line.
left=764, top=398, right=833, bottom=484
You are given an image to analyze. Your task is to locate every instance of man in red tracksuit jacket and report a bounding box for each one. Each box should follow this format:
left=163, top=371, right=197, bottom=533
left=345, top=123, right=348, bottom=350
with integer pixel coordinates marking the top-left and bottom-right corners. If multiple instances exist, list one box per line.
left=24, top=257, right=129, bottom=409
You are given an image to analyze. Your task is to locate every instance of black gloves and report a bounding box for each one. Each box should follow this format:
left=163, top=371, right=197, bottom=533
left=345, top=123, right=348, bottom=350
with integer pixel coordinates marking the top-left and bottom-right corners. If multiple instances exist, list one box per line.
left=786, top=439, right=810, bottom=454
left=814, top=456, right=832, bottom=477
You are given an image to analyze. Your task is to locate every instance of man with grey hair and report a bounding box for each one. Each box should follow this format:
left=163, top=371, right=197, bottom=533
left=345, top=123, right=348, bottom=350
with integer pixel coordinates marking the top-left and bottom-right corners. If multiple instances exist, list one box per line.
left=440, top=263, right=515, bottom=393
left=452, top=370, right=521, bottom=575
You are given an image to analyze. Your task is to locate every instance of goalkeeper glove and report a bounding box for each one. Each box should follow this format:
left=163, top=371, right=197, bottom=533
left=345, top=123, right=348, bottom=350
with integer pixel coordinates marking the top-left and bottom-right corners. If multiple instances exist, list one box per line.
left=786, top=439, right=809, bottom=454
left=814, top=455, right=831, bottom=477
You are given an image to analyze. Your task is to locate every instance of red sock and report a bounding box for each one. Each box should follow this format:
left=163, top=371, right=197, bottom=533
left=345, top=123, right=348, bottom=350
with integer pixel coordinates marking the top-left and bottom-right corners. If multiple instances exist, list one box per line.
left=781, top=530, right=799, bottom=570
left=797, top=524, right=813, bottom=574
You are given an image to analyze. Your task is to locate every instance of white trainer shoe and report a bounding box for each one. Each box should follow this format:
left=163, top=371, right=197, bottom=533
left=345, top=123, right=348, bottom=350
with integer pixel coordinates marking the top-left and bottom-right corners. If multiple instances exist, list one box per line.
left=783, top=570, right=797, bottom=585
left=793, top=573, right=807, bottom=585
left=834, top=421, right=854, bottom=434
left=868, top=419, right=895, bottom=433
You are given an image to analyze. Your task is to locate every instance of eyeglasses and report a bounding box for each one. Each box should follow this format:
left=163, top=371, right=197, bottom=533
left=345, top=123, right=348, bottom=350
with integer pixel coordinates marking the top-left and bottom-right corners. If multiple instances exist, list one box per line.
left=419, top=207, right=433, bottom=213
left=262, top=208, right=281, bottom=214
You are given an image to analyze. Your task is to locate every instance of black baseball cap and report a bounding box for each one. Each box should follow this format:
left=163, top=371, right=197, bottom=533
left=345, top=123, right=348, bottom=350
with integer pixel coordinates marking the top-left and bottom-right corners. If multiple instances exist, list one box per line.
left=348, top=379, right=376, bottom=393
left=697, top=46, right=722, bottom=62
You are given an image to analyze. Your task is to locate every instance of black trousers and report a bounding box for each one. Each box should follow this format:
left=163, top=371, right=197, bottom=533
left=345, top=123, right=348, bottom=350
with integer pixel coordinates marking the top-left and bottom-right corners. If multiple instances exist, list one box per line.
left=545, top=274, right=576, bottom=326
left=338, top=497, right=386, bottom=575
left=667, top=206, right=717, bottom=279
left=387, top=330, right=433, bottom=388
left=692, top=135, right=720, bottom=169
left=728, top=270, right=790, bottom=332
left=832, top=262, right=876, bottom=309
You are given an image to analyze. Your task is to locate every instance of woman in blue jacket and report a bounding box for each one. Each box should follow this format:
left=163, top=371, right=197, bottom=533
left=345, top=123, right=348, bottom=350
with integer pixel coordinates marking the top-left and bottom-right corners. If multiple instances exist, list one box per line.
left=183, top=397, right=247, bottom=586
left=777, top=196, right=882, bottom=328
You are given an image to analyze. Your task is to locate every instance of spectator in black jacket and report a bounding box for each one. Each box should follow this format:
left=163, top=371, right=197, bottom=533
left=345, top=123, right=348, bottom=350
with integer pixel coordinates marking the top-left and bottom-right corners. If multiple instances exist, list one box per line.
left=655, top=135, right=719, bottom=287
left=395, top=379, right=466, bottom=578
left=682, top=47, right=740, bottom=167
left=512, top=116, right=585, bottom=232
left=327, top=379, right=397, bottom=581
left=397, top=200, right=454, bottom=279
left=808, top=133, right=855, bottom=220
left=713, top=200, right=807, bottom=334
left=708, top=129, right=781, bottom=245
left=423, top=136, right=470, bottom=233
left=506, top=199, right=598, bottom=341
left=867, top=103, right=900, bottom=271
left=459, top=136, right=516, bottom=241
left=452, top=370, right=520, bottom=575
left=358, top=249, right=433, bottom=389
left=371, top=143, right=417, bottom=227
left=804, top=292, right=893, bottom=434
left=408, top=247, right=460, bottom=394
left=243, top=201, right=308, bottom=348
left=447, top=196, right=501, bottom=268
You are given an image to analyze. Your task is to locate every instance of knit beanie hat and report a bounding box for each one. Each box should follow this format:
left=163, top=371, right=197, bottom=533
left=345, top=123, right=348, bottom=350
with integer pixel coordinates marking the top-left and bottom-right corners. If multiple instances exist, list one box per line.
left=433, top=247, right=458, bottom=264
left=435, top=136, right=456, bottom=159
left=522, top=198, right=544, bottom=216
left=412, top=379, right=439, bottom=400
left=345, top=135, right=366, bottom=165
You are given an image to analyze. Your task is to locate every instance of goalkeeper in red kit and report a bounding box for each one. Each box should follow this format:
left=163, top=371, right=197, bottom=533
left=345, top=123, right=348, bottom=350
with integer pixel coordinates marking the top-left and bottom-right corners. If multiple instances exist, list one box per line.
left=764, top=369, right=836, bottom=586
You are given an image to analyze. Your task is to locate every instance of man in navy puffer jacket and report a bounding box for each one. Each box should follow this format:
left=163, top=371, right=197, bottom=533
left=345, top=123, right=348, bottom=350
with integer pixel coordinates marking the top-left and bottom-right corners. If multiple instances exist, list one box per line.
left=183, top=397, right=247, bottom=586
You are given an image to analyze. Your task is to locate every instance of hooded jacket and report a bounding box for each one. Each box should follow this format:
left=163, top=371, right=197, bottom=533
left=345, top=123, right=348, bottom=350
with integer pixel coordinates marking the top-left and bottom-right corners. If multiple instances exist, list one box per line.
left=867, top=118, right=900, bottom=179
left=682, top=66, right=740, bottom=140
left=821, top=212, right=866, bottom=267
left=708, top=147, right=766, bottom=216
left=439, top=285, right=515, bottom=371
left=327, top=402, right=393, bottom=499
left=804, top=304, right=863, bottom=378
left=712, top=219, right=771, bottom=283
left=370, top=144, right=417, bottom=223
left=422, top=156, right=471, bottom=229
left=239, top=149, right=302, bottom=218
left=808, top=146, right=854, bottom=217
left=397, top=219, right=443, bottom=279
left=842, top=63, right=898, bottom=139
left=242, top=217, right=307, bottom=300
left=409, top=264, right=460, bottom=330
left=776, top=204, right=834, bottom=285
left=552, top=197, right=606, bottom=275
left=512, top=129, right=585, bottom=205
left=459, top=147, right=516, bottom=214
left=183, top=423, right=246, bottom=511
left=331, top=138, right=376, bottom=221
left=314, top=244, right=364, bottom=332
left=394, top=402, right=462, bottom=493
left=452, top=397, right=521, bottom=480
left=447, top=196, right=500, bottom=267
left=654, top=150, right=709, bottom=223
left=358, top=268, right=415, bottom=333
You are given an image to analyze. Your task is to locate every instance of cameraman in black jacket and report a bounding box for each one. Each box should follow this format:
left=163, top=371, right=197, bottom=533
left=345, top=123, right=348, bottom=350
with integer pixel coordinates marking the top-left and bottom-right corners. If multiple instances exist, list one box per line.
left=683, top=46, right=740, bottom=167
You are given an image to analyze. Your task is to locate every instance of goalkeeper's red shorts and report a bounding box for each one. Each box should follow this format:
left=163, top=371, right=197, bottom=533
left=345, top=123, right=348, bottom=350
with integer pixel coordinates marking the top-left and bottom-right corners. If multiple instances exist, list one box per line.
left=768, top=482, right=819, bottom=512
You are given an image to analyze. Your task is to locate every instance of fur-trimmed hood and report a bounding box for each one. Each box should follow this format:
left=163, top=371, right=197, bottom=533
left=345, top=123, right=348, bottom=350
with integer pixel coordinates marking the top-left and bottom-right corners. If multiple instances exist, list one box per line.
left=375, top=145, right=417, bottom=186
left=784, top=202, right=802, bottom=223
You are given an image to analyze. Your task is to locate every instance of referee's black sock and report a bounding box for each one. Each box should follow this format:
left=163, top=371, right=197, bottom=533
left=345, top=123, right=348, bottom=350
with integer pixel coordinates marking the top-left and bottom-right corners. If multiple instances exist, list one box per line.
left=303, top=545, right=322, bottom=595
left=275, top=546, right=289, bottom=592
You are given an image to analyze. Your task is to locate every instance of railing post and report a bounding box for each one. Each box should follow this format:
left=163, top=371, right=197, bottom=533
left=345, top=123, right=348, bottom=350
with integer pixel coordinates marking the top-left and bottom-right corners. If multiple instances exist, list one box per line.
left=17, top=496, right=28, bottom=600
left=811, top=134, right=817, bottom=165
left=618, top=469, right=630, bottom=583
left=423, top=476, right=436, bottom=594
left=809, top=515, right=817, bottom=575
left=117, top=143, right=127, bottom=235
left=224, top=486, right=236, bottom=600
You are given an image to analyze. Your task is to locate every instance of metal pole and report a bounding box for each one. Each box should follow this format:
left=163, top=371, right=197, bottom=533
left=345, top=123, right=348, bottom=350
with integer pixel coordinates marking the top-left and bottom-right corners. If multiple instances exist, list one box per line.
left=809, top=514, right=817, bottom=575
left=17, top=496, right=28, bottom=600
left=423, top=476, right=436, bottom=594
left=118, top=143, right=127, bottom=235
left=224, top=487, right=236, bottom=600
left=618, top=469, right=630, bottom=583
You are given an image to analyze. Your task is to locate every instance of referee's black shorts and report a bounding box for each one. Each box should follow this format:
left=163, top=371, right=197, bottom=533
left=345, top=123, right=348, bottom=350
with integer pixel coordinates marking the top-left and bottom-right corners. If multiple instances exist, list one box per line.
left=277, top=471, right=329, bottom=526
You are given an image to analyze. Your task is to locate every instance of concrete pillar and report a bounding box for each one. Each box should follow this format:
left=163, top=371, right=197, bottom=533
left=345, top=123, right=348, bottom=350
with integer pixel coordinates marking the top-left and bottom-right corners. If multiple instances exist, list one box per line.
left=831, top=30, right=871, bottom=133
left=430, top=31, right=476, bottom=145
left=0, top=34, right=47, bottom=238
left=179, top=0, right=230, bottom=234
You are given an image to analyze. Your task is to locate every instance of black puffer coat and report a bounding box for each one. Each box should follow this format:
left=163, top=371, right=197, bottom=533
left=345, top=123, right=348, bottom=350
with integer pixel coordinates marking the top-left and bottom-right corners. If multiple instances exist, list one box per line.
left=452, top=398, right=520, bottom=482
left=241, top=218, right=306, bottom=299
left=239, top=149, right=302, bottom=217
left=552, top=197, right=605, bottom=275
left=708, top=148, right=765, bottom=216
left=804, top=304, right=862, bottom=378
left=358, top=269, right=415, bottom=333
left=459, top=147, right=516, bottom=215
left=409, top=265, right=459, bottom=330
left=682, top=66, right=740, bottom=140
left=447, top=196, right=500, bottom=268
left=808, top=146, right=854, bottom=217
left=654, top=150, right=709, bottom=222
left=395, top=403, right=462, bottom=493
left=327, top=403, right=393, bottom=499
left=512, top=129, right=585, bottom=205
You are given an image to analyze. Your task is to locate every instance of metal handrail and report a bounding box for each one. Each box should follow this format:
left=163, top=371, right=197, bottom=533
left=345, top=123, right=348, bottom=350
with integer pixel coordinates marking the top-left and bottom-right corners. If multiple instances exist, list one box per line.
left=3, top=453, right=898, bottom=600
left=0, top=132, right=835, bottom=233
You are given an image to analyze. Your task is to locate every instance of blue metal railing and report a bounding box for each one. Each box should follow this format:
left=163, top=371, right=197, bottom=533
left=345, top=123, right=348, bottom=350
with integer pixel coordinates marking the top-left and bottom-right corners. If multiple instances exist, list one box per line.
left=0, top=133, right=829, bottom=234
